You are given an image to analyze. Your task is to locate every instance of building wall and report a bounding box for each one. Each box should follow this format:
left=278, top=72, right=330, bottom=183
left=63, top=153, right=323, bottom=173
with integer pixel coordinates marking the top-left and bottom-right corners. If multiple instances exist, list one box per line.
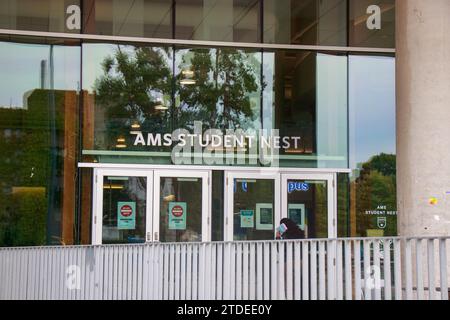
left=0, top=0, right=398, bottom=246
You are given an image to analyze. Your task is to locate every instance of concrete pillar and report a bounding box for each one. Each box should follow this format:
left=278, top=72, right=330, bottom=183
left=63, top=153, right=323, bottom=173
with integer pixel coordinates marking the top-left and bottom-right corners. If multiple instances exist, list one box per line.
left=397, top=0, right=450, bottom=238
left=397, top=2, right=450, bottom=298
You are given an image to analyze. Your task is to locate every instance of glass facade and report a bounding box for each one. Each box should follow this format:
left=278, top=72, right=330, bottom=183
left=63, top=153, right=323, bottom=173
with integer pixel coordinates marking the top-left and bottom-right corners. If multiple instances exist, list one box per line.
left=348, top=54, right=396, bottom=237
left=82, top=43, right=174, bottom=163
left=264, top=50, right=348, bottom=168
left=0, top=0, right=395, bottom=47
left=0, top=1, right=396, bottom=246
left=0, top=39, right=80, bottom=246
left=82, top=0, right=172, bottom=38
left=176, top=0, right=261, bottom=42
left=264, top=0, right=347, bottom=46
left=0, top=0, right=81, bottom=33
left=82, top=44, right=348, bottom=169
left=349, top=0, right=395, bottom=48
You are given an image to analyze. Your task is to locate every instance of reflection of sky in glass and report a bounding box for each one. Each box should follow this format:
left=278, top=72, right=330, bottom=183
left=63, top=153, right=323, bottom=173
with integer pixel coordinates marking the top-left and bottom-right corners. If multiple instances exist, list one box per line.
left=0, top=41, right=80, bottom=108
left=262, top=52, right=275, bottom=130
left=317, top=53, right=348, bottom=163
left=349, top=55, right=396, bottom=171
left=82, top=43, right=124, bottom=93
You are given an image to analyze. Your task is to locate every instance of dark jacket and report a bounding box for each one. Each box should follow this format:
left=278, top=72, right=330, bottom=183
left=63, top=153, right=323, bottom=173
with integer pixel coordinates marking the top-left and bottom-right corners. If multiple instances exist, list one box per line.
left=279, top=218, right=305, bottom=240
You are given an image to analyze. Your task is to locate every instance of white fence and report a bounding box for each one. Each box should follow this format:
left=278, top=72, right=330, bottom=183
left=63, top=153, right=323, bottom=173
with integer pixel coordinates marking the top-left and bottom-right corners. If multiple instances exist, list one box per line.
left=0, top=237, right=449, bottom=300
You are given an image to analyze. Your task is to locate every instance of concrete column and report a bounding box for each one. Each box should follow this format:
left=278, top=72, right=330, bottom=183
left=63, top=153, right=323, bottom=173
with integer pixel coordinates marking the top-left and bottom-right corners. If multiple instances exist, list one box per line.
left=397, top=0, right=450, bottom=238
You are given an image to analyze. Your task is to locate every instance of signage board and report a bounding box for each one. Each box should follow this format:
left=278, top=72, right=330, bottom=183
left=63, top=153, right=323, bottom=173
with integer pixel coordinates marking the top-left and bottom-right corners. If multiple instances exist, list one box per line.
left=240, top=210, right=255, bottom=228
left=117, top=202, right=136, bottom=230
left=288, top=204, right=306, bottom=231
left=256, top=204, right=274, bottom=230
left=169, top=202, right=187, bottom=230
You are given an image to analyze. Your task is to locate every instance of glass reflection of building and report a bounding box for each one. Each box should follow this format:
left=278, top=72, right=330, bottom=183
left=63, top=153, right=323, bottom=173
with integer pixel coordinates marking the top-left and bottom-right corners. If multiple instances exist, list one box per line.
left=0, top=0, right=396, bottom=246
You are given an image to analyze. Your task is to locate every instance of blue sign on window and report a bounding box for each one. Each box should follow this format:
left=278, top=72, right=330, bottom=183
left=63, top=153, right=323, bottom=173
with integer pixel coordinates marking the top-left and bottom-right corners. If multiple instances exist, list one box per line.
left=288, top=182, right=310, bottom=193
left=234, top=180, right=248, bottom=193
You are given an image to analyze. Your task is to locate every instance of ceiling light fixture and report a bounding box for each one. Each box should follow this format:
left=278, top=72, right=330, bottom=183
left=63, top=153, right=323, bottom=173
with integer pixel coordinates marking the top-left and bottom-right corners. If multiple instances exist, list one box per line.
left=131, top=122, right=141, bottom=129
left=180, top=79, right=196, bottom=85
left=155, top=104, right=169, bottom=111
left=116, top=137, right=127, bottom=148
left=182, top=69, right=194, bottom=77
left=181, top=68, right=196, bottom=85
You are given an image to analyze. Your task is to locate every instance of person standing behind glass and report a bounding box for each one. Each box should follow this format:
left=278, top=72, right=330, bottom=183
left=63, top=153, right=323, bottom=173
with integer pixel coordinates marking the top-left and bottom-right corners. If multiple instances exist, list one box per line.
left=276, top=218, right=305, bottom=240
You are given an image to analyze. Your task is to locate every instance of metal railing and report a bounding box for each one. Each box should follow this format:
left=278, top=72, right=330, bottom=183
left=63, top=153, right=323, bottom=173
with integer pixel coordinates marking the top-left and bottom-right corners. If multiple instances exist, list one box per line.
left=0, top=237, right=448, bottom=300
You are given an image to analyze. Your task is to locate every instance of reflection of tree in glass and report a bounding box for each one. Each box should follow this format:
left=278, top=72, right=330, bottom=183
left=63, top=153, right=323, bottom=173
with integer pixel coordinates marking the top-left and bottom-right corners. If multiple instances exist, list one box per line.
left=93, top=46, right=262, bottom=149
left=177, top=48, right=261, bottom=130
left=354, top=153, right=397, bottom=236
left=313, top=183, right=328, bottom=239
left=94, top=46, right=172, bottom=149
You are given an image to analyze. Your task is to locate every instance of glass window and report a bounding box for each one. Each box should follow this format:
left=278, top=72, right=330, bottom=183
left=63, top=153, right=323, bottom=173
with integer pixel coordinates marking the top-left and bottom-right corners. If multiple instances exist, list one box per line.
left=263, top=50, right=348, bottom=168
left=349, top=0, right=395, bottom=48
left=0, top=38, right=80, bottom=246
left=174, top=47, right=263, bottom=166
left=211, top=171, right=224, bottom=241
left=82, top=42, right=174, bottom=164
left=349, top=55, right=397, bottom=237
left=175, top=0, right=261, bottom=43
left=83, top=45, right=348, bottom=169
left=286, top=179, right=328, bottom=238
left=175, top=47, right=262, bottom=131
left=80, top=167, right=93, bottom=244
left=0, top=0, right=80, bottom=33
left=233, top=179, right=275, bottom=241
left=82, top=0, right=172, bottom=38
left=337, top=173, right=350, bottom=237
left=102, top=176, right=147, bottom=244
left=264, top=0, right=347, bottom=46
left=159, top=177, right=203, bottom=242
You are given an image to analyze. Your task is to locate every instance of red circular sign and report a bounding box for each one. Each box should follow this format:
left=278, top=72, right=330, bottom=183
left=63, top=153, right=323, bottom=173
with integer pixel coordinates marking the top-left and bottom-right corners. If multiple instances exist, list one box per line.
left=171, top=205, right=184, bottom=217
left=120, top=205, right=133, bottom=217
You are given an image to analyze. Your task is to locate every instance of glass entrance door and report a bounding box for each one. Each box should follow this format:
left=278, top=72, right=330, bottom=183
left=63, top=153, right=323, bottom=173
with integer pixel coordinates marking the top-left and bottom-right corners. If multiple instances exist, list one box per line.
left=281, top=173, right=335, bottom=239
left=93, top=168, right=211, bottom=244
left=153, top=170, right=211, bottom=243
left=93, top=169, right=153, bottom=245
left=225, top=171, right=281, bottom=241
left=224, top=171, right=336, bottom=241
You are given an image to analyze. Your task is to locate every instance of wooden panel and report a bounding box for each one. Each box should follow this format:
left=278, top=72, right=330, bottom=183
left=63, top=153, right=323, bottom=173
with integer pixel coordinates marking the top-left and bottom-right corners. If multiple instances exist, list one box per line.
left=80, top=92, right=95, bottom=244
left=61, top=91, right=78, bottom=245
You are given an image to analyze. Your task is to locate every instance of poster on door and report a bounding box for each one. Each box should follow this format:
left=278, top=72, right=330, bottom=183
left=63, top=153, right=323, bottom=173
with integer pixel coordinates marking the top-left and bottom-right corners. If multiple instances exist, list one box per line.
left=169, top=202, right=187, bottom=230
left=117, top=202, right=136, bottom=230
left=240, top=210, right=255, bottom=228
left=256, top=203, right=274, bottom=230
left=288, top=204, right=306, bottom=231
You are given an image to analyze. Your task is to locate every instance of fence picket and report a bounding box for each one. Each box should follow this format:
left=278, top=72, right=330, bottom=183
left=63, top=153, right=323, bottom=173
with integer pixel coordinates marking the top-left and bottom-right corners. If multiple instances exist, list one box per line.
left=0, top=238, right=448, bottom=301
